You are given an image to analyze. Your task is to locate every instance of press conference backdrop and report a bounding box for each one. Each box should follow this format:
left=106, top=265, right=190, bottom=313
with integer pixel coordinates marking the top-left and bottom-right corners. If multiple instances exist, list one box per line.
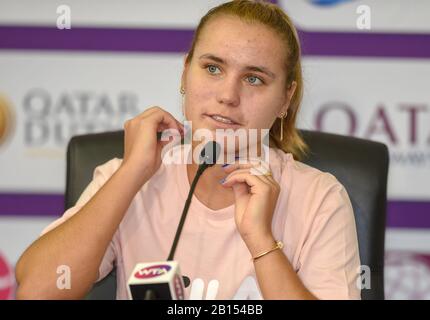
left=1, top=0, right=429, bottom=299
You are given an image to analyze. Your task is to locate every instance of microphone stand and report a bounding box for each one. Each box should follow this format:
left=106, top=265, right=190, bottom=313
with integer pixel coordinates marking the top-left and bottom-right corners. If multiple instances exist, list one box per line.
left=167, top=163, right=208, bottom=261
left=142, top=141, right=220, bottom=300
left=165, top=142, right=220, bottom=292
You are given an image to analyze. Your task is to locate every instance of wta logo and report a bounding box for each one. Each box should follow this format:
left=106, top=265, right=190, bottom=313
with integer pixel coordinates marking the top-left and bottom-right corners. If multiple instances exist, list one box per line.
left=0, top=252, right=14, bottom=300
left=0, top=94, right=15, bottom=148
left=134, top=264, right=171, bottom=279
left=308, top=0, right=355, bottom=6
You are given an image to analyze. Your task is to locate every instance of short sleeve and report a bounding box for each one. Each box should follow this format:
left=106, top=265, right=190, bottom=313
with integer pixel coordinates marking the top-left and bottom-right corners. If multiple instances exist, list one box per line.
left=40, top=158, right=122, bottom=283
left=296, top=176, right=361, bottom=300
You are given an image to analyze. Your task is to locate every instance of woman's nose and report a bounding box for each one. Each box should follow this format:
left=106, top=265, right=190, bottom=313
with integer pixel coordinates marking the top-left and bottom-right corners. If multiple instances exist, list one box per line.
left=216, top=77, right=241, bottom=107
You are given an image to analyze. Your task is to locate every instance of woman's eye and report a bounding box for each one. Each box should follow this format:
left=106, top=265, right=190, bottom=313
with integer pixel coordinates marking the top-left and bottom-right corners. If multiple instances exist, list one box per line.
left=247, top=76, right=264, bottom=85
left=206, top=65, right=220, bottom=74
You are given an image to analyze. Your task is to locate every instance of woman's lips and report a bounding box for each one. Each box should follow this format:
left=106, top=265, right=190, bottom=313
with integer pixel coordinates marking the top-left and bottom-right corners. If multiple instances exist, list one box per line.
left=204, top=114, right=242, bottom=129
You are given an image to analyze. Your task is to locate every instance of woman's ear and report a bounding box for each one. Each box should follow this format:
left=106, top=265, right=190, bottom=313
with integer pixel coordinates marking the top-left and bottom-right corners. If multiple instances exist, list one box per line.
left=181, top=54, right=189, bottom=90
left=282, top=81, right=297, bottom=113
left=287, top=81, right=297, bottom=104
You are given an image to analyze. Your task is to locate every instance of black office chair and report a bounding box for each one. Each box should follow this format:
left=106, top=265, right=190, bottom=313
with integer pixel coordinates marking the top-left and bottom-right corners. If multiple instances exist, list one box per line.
left=65, top=130, right=388, bottom=300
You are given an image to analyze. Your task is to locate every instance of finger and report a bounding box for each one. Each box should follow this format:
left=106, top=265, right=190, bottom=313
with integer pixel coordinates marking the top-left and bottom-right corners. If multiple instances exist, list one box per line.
left=221, top=169, right=256, bottom=199
left=128, top=107, right=181, bottom=132
left=221, top=171, right=270, bottom=193
left=223, top=161, right=272, bottom=185
left=136, top=106, right=162, bottom=119
left=225, top=166, right=274, bottom=187
left=149, top=111, right=184, bottom=134
left=230, top=179, right=250, bottom=203
left=140, top=107, right=184, bottom=132
left=142, top=106, right=165, bottom=117
left=223, top=167, right=254, bottom=179
left=248, top=165, right=277, bottom=186
left=222, top=159, right=264, bottom=174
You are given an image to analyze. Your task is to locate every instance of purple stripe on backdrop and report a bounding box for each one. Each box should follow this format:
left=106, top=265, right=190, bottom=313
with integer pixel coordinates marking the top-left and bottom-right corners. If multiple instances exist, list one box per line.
left=0, top=194, right=64, bottom=217
left=0, top=26, right=193, bottom=53
left=0, top=193, right=429, bottom=229
left=299, top=31, right=430, bottom=59
left=387, top=201, right=430, bottom=229
left=0, top=25, right=430, bottom=58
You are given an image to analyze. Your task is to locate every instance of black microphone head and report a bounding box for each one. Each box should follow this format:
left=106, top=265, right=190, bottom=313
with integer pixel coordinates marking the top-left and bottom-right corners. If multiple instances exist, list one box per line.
left=199, top=141, right=221, bottom=167
left=182, top=275, right=191, bottom=288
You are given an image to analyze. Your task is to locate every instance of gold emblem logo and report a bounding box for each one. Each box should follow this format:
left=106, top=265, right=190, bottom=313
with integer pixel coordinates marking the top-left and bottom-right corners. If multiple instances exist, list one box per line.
left=0, top=95, right=15, bottom=147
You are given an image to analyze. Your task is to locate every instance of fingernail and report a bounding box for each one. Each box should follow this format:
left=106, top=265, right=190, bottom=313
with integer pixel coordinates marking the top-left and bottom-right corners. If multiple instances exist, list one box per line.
left=221, top=163, right=230, bottom=168
left=235, top=156, right=240, bottom=159
left=219, top=178, right=226, bottom=184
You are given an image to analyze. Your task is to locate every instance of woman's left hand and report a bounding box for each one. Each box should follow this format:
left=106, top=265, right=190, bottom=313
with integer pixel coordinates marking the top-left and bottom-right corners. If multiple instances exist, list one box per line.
left=220, top=158, right=280, bottom=253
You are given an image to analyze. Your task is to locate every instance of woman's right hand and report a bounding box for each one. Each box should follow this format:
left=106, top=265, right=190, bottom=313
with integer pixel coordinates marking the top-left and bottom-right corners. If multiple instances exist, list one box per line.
left=121, top=106, right=184, bottom=186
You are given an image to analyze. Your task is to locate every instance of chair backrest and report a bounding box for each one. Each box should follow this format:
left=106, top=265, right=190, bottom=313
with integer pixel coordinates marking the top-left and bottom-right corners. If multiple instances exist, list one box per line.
left=66, top=130, right=388, bottom=300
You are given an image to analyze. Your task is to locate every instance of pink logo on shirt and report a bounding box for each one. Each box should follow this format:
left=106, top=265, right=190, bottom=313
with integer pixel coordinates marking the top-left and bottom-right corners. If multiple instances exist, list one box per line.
left=134, top=264, right=171, bottom=279
left=0, top=252, right=14, bottom=300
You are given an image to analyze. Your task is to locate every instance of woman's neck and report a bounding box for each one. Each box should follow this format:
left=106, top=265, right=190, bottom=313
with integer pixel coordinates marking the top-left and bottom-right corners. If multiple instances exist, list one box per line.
left=184, top=141, right=266, bottom=210
left=186, top=159, right=234, bottom=210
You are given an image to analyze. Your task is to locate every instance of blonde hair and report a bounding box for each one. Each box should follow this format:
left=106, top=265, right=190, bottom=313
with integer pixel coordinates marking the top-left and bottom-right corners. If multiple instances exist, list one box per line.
left=185, top=0, right=308, bottom=160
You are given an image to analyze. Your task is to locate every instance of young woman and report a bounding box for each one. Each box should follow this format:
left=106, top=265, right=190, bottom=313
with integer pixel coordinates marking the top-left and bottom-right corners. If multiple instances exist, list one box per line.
left=15, top=0, right=361, bottom=300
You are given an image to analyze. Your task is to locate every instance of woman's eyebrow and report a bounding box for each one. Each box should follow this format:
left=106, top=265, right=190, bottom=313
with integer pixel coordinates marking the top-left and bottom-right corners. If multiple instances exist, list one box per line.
left=245, top=65, right=276, bottom=80
left=199, top=53, right=276, bottom=79
left=199, top=53, right=225, bottom=64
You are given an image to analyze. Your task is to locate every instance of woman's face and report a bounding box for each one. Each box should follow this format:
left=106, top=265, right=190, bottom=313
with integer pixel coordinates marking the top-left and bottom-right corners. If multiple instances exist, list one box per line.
left=182, top=15, right=296, bottom=149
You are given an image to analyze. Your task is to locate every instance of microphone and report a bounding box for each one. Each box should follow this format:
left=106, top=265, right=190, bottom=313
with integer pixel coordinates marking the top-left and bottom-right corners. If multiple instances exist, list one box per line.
left=127, top=261, right=185, bottom=300
left=127, top=141, right=221, bottom=300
